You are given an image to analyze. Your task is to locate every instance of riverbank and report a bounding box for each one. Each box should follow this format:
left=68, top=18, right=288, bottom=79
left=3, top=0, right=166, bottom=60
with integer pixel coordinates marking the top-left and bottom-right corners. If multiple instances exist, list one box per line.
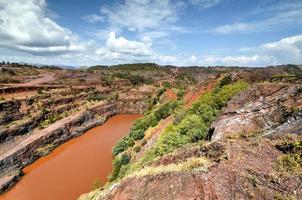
left=0, top=114, right=142, bottom=200
left=0, top=99, right=146, bottom=195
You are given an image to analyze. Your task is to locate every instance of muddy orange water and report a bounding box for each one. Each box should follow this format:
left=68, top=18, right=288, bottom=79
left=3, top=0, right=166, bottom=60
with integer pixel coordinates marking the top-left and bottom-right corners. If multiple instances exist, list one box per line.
left=0, top=114, right=141, bottom=200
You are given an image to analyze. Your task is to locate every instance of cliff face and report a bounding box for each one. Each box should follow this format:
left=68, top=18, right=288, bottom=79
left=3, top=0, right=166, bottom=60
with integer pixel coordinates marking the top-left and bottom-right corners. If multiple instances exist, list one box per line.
left=212, top=83, right=302, bottom=140
left=81, top=82, right=302, bottom=200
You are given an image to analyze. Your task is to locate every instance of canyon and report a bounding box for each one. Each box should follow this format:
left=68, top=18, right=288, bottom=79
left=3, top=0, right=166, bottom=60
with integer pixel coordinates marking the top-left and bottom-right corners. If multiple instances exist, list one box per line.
left=0, top=63, right=301, bottom=200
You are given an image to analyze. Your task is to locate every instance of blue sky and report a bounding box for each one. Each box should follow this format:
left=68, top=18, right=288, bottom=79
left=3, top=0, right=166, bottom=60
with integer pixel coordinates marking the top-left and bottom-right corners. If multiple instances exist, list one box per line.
left=0, top=0, right=302, bottom=67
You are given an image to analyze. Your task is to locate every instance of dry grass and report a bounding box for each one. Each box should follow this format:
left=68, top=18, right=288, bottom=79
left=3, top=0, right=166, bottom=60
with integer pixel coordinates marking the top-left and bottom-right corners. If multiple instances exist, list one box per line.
left=129, top=156, right=210, bottom=178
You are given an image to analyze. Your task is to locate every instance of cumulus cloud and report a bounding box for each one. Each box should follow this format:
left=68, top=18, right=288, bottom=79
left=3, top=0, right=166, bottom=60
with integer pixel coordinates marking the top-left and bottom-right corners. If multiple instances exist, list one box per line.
left=0, top=0, right=85, bottom=54
left=214, top=0, right=302, bottom=34
left=94, top=32, right=155, bottom=63
left=105, top=32, right=153, bottom=56
left=260, top=35, right=302, bottom=64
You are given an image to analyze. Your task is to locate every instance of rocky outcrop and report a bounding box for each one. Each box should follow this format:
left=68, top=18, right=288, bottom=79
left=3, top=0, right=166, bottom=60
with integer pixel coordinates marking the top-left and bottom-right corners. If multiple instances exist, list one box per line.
left=0, top=100, right=23, bottom=126
left=211, top=83, right=302, bottom=141
left=83, top=83, right=302, bottom=200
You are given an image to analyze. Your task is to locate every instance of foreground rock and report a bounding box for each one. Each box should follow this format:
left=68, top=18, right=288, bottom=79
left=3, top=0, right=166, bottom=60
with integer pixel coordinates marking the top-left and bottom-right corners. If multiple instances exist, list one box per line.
left=212, top=83, right=302, bottom=140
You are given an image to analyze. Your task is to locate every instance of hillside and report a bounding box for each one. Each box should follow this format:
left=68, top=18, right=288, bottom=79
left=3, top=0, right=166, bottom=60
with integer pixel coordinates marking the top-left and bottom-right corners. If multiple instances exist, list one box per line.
left=0, top=63, right=301, bottom=199
left=75, top=65, right=302, bottom=200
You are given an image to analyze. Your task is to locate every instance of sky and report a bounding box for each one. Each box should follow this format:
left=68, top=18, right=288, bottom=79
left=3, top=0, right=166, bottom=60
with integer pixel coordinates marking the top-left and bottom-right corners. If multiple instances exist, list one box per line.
left=0, top=0, right=302, bottom=67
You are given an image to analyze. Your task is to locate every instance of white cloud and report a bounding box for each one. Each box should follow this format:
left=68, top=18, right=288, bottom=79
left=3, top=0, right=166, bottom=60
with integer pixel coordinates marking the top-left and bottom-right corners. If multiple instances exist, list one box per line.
left=100, top=0, right=184, bottom=32
left=104, top=32, right=153, bottom=56
left=215, top=23, right=252, bottom=34
left=190, top=35, right=302, bottom=66
left=260, top=35, right=302, bottom=64
left=190, top=0, right=223, bottom=9
left=82, top=14, right=104, bottom=23
left=0, top=0, right=85, bottom=54
left=214, top=0, right=302, bottom=34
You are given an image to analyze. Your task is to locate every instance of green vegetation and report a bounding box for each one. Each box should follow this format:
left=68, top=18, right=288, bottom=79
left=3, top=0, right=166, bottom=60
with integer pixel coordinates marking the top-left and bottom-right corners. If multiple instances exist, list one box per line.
left=109, top=153, right=131, bottom=181
left=176, top=89, right=185, bottom=100
left=112, top=101, right=181, bottom=157
left=107, top=92, right=119, bottom=101
left=92, top=180, right=101, bottom=190
left=38, top=113, right=62, bottom=129
left=101, top=76, right=112, bottom=86
left=141, top=80, right=248, bottom=164
left=109, top=80, right=248, bottom=182
left=87, top=89, right=103, bottom=102
left=113, top=72, right=153, bottom=85
left=275, top=141, right=302, bottom=174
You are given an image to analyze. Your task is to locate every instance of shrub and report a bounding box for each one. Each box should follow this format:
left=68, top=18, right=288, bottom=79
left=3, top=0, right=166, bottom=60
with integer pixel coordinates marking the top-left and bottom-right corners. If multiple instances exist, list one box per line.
left=191, top=103, right=217, bottom=126
left=131, top=129, right=145, bottom=140
left=110, top=153, right=131, bottom=181
left=162, top=81, right=172, bottom=88
left=177, top=89, right=185, bottom=99
left=178, top=114, right=208, bottom=142
left=92, top=179, right=101, bottom=190
left=112, top=137, right=130, bottom=157
left=155, top=125, right=189, bottom=156
left=101, top=76, right=112, bottom=86
left=134, top=145, right=142, bottom=153
left=87, top=90, right=103, bottom=101
left=154, top=101, right=179, bottom=120
left=218, top=75, right=232, bottom=87
left=157, top=87, right=166, bottom=97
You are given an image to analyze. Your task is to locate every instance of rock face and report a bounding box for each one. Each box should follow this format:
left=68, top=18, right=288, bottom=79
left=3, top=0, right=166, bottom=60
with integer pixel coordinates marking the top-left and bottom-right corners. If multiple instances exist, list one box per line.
left=0, top=100, right=23, bottom=126
left=211, top=83, right=302, bottom=141
left=86, top=83, right=302, bottom=200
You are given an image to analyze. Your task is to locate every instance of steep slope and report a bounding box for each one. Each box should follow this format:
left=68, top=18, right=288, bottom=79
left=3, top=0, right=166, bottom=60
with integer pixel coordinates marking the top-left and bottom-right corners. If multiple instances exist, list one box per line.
left=79, top=81, right=302, bottom=200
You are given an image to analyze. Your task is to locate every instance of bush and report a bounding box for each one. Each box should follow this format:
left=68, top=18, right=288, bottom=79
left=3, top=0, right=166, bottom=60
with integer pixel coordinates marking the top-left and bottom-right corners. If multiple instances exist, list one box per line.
left=87, top=90, right=103, bottom=101
left=154, top=125, right=189, bottom=156
left=162, top=81, right=171, bottom=88
left=219, top=75, right=232, bottom=87
left=134, top=145, right=142, bottom=153
left=130, top=129, right=145, bottom=140
left=154, top=101, right=179, bottom=120
left=177, top=89, right=185, bottom=99
left=157, top=87, right=166, bottom=97
left=110, top=153, right=131, bottom=181
left=191, top=103, right=216, bottom=126
left=101, top=76, right=112, bottom=86
left=112, top=137, right=130, bottom=156
left=178, top=114, right=208, bottom=142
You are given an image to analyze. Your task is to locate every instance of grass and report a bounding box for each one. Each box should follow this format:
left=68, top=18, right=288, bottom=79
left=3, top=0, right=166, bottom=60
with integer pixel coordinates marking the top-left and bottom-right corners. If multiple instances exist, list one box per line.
left=275, top=141, right=302, bottom=174
left=129, top=157, right=210, bottom=178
